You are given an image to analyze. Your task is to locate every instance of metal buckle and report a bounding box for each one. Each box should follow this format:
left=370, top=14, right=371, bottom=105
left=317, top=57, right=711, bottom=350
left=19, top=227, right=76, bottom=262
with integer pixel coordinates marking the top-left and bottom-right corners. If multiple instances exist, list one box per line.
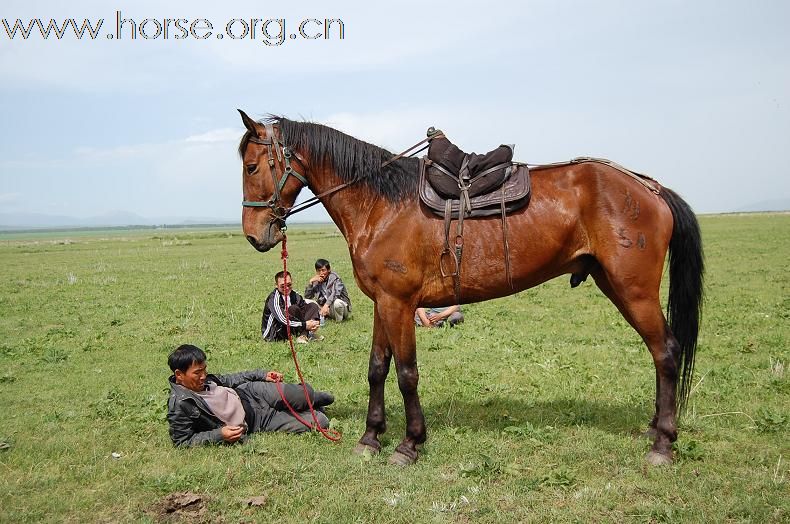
left=272, top=206, right=288, bottom=219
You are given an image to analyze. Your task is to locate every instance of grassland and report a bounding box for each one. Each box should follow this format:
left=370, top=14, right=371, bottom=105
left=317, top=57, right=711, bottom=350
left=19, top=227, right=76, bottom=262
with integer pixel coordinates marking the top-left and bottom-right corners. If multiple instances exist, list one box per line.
left=0, top=214, right=787, bottom=523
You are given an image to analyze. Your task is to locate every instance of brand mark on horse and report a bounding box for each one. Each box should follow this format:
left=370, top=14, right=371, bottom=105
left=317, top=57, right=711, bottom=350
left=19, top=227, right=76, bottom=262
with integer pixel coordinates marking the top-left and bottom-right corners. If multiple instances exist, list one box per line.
left=384, top=260, right=408, bottom=274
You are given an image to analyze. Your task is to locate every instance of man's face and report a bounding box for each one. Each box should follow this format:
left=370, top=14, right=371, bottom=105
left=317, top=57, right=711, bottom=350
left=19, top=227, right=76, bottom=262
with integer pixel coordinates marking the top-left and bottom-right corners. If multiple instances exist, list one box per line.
left=317, top=267, right=329, bottom=281
left=175, top=361, right=207, bottom=392
left=276, top=275, right=293, bottom=294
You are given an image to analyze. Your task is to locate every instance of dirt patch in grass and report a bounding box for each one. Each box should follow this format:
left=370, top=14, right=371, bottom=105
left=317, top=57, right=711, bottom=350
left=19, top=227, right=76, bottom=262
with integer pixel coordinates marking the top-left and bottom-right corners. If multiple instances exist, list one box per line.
left=147, top=492, right=209, bottom=523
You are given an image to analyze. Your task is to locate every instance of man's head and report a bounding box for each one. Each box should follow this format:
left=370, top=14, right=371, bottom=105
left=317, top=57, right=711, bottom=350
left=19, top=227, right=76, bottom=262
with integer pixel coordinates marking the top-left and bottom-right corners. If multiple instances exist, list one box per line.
left=274, top=270, right=293, bottom=294
left=168, top=344, right=207, bottom=392
left=314, top=259, right=330, bottom=280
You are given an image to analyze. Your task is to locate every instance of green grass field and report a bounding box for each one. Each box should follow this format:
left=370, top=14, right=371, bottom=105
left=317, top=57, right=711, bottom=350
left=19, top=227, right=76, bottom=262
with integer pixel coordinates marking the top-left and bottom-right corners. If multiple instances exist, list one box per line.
left=0, top=214, right=787, bottom=523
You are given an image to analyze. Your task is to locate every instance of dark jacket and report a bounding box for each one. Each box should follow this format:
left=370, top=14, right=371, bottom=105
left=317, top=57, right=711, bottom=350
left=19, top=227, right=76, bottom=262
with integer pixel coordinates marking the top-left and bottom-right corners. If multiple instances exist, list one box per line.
left=303, top=271, right=352, bottom=310
left=261, top=288, right=313, bottom=341
left=167, top=370, right=268, bottom=447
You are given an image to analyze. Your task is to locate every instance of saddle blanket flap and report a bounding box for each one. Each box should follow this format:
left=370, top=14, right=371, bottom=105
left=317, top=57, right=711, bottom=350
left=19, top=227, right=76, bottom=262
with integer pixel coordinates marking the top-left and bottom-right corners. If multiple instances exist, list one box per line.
left=419, top=158, right=532, bottom=218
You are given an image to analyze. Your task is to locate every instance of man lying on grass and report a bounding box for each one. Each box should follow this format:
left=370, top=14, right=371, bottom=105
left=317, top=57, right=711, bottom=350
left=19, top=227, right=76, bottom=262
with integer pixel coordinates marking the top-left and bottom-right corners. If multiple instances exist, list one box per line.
left=167, top=344, right=334, bottom=447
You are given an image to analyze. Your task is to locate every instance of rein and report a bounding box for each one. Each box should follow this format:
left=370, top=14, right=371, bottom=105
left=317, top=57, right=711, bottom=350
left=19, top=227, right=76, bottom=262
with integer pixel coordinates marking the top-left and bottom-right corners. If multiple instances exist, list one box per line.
left=381, top=130, right=443, bottom=169
left=275, top=234, right=341, bottom=441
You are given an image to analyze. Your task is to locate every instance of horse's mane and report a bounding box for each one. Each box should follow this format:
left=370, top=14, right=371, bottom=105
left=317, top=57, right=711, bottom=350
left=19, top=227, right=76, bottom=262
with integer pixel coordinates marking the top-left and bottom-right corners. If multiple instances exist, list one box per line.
left=238, top=116, right=419, bottom=203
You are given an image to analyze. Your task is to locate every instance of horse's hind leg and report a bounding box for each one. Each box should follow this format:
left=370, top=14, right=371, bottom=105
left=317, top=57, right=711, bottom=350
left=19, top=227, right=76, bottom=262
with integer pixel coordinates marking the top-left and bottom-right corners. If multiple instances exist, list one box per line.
left=591, top=267, right=679, bottom=465
left=355, top=305, right=392, bottom=455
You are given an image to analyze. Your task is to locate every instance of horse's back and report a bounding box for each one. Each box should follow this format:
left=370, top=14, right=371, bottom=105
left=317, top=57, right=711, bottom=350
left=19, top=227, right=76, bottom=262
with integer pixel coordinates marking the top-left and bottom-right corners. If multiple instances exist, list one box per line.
left=529, top=160, right=673, bottom=244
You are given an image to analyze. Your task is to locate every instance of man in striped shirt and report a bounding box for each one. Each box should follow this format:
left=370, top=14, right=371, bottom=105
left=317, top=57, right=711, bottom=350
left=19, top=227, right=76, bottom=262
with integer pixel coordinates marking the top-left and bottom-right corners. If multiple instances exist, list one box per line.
left=261, top=271, right=322, bottom=343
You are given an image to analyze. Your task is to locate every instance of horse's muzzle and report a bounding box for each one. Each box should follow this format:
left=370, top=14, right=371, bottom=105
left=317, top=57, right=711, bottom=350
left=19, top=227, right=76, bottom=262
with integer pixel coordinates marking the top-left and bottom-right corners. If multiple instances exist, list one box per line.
left=245, top=220, right=283, bottom=252
left=246, top=235, right=272, bottom=252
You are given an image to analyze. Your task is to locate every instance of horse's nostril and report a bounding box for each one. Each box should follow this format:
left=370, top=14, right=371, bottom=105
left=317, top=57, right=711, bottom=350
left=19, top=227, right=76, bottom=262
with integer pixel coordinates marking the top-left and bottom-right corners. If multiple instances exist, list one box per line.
left=246, top=235, right=257, bottom=246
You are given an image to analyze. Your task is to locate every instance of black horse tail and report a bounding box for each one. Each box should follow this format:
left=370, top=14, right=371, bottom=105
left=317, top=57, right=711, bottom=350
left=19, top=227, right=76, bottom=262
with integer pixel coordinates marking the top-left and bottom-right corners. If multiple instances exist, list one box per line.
left=659, top=187, right=704, bottom=413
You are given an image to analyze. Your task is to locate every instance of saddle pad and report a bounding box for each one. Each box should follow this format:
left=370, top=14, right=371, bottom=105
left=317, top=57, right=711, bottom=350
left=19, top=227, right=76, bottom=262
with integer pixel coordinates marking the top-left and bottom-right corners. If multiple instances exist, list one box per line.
left=419, top=158, right=532, bottom=218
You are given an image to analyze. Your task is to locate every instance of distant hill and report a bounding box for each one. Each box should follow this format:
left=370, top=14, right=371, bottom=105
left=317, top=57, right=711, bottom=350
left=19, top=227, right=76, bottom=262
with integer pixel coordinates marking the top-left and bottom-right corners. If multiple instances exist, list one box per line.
left=736, top=198, right=790, bottom=213
left=0, top=208, right=331, bottom=231
left=0, top=211, right=237, bottom=230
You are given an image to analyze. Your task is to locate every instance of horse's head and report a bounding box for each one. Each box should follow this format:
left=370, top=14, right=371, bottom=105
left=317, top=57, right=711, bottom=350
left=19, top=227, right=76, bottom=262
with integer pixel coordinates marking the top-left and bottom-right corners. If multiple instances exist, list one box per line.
left=238, top=109, right=309, bottom=252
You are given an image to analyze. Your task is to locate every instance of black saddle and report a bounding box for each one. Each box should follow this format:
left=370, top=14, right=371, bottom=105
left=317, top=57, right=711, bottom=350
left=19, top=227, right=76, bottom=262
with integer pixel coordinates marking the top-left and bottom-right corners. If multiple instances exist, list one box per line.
left=419, top=129, right=531, bottom=218
left=426, top=134, right=515, bottom=200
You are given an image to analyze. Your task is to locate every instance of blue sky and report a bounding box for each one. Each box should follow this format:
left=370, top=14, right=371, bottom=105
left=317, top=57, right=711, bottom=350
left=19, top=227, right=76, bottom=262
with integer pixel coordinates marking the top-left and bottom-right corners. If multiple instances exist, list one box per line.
left=1, top=0, right=788, bottom=223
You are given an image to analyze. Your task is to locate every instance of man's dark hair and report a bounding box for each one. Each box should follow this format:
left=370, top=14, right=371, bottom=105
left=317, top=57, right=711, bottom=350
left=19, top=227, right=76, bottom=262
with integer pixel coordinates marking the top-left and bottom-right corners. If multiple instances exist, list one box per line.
left=314, top=258, right=331, bottom=270
left=168, top=344, right=207, bottom=372
left=274, top=270, right=292, bottom=282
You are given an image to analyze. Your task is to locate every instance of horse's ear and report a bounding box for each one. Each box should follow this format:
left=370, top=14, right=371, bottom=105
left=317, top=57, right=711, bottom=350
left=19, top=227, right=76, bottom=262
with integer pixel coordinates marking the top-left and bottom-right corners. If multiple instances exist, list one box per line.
left=237, top=109, right=259, bottom=134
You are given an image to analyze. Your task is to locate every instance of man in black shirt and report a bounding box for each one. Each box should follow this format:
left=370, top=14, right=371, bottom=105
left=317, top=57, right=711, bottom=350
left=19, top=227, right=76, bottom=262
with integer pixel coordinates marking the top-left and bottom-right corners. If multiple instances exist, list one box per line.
left=261, top=271, right=322, bottom=343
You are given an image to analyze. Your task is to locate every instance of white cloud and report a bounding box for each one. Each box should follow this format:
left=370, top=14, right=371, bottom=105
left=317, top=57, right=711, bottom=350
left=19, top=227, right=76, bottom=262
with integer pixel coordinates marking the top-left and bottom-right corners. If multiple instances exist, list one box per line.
left=183, top=128, right=240, bottom=144
left=70, top=127, right=239, bottom=163
left=321, top=109, right=443, bottom=151
left=317, top=104, right=527, bottom=153
left=0, top=192, right=22, bottom=205
left=74, top=143, right=165, bottom=160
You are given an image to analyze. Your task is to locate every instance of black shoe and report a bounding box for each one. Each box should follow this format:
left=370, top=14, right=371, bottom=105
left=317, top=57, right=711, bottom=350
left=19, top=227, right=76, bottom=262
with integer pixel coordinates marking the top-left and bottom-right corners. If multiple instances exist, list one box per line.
left=313, top=391, right=335, bottom=408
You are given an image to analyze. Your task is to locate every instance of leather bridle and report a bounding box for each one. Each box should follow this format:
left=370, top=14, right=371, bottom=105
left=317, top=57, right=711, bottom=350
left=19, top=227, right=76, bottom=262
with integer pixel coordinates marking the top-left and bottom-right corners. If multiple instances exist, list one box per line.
left=241, top=123, right=309, bottom=220
left=241, top=123, right=366, bottom=222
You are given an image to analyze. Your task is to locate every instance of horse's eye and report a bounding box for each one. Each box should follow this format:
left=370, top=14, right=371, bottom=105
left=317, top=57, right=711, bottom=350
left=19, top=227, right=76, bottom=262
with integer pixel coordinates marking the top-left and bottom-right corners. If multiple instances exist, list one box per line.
left=246, top=164, right=257, bottom=175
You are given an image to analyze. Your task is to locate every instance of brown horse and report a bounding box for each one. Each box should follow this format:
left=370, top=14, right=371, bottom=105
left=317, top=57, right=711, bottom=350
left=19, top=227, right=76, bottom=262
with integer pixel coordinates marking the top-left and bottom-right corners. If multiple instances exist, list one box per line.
left=237, top=110, right=704, bottom=466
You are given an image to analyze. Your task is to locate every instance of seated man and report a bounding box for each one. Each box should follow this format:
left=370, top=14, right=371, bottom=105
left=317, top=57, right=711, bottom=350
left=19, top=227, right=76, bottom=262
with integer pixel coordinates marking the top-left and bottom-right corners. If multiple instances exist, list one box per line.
left=303, top=258, right=352, bottom=322
left=167, top=344, right=334, bottom=447
left=262, top=271, right=322, bottom=343
left=415, top=305, right=464, bottom=328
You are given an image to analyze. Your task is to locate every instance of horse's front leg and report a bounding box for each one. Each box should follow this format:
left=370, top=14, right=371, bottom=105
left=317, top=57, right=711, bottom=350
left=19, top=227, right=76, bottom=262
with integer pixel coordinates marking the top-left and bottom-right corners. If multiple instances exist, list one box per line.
left=377, top=299, right=425, bottom=465
left=354, top=305, right=391, bottom=455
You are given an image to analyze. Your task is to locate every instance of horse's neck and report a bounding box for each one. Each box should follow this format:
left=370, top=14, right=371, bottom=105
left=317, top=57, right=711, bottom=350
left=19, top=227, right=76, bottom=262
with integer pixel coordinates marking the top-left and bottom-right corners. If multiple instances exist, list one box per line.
left=307, top=166, right=390, bottom=249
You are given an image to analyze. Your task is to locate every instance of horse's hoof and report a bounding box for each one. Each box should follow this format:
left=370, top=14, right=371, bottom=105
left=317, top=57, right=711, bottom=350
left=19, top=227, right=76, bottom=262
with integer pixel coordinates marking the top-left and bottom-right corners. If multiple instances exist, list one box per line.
left=388, top=451, right=416, bottom=466
left=353, top=443, right=380, bottom=456
left=645, top=450, right=673, bottom=466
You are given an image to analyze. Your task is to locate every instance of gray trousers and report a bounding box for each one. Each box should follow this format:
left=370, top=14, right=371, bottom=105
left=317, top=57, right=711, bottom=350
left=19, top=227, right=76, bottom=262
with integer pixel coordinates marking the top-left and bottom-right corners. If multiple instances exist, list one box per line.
left=327, top=298, right=351, bottom=321
left=236, top=381, right=329, bottom=433
left=305, top=298, right=351, bottom=322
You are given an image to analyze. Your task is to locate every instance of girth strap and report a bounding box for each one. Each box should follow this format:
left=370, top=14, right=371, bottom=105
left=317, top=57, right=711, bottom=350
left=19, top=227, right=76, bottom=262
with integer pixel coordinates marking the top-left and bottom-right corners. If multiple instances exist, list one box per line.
left=440, top=201, right=461, bottom=302
left=500, top=184, right=513, bottom=291
left=454, top=204, right=465, bottom=303
left=458, top=156, right=472, bottom=215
